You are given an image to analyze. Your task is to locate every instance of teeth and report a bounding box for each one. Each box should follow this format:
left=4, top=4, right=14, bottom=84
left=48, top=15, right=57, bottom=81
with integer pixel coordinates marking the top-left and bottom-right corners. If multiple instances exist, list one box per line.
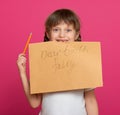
left=56, top=38, right=69, bottom=42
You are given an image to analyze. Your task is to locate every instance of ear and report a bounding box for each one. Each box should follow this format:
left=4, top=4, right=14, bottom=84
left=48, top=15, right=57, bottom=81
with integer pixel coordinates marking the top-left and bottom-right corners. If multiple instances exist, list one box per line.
left=46, top=32, right=50, bottom=39
left=75, top=32, right=80, bottom=40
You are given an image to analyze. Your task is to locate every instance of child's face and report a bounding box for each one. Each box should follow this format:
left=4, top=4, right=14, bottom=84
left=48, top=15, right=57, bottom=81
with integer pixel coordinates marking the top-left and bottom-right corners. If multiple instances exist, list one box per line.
left=47, top=22, right=79, bottom=42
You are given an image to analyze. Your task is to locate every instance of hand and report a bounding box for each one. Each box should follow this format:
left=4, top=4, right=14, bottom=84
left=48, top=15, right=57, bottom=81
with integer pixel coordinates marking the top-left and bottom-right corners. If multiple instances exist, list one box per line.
left=17, top=53, right=27, bottom=74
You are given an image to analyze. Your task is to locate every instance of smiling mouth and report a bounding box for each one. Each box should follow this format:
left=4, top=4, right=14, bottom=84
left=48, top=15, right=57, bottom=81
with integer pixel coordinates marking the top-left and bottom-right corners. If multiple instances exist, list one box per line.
left=56, top=39, right=69, bottom=42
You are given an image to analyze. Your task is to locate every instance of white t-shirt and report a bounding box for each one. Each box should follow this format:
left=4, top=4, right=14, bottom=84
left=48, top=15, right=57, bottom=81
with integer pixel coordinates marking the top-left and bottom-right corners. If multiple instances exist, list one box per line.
left=39, top=89, right=89, bottom=115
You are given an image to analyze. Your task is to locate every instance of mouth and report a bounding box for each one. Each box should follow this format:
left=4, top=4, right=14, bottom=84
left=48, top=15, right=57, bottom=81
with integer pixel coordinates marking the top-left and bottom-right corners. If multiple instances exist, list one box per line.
left=56, top=39, right=69, bottom=42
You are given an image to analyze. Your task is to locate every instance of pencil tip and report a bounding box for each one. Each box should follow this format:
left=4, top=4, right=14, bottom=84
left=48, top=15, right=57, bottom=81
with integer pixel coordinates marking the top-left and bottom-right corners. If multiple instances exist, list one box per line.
left=30, top=32, right=32, bottom=35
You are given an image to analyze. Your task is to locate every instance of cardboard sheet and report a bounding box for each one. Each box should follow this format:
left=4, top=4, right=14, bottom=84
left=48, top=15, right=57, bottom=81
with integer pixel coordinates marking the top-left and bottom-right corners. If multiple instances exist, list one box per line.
left=29, top=42, right=103, bottom=94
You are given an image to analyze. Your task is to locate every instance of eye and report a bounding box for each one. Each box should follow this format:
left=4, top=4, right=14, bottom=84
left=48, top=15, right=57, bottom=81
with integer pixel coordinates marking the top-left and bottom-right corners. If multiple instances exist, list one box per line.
left=52, top=28, right=59, bottom=32
left=66, top=29, right=72, bottom=32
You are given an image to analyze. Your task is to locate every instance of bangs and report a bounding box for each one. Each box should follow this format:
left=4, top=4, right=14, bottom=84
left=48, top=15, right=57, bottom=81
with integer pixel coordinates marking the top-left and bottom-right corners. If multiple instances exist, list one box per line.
left=50, top=13, right=76, bottom=26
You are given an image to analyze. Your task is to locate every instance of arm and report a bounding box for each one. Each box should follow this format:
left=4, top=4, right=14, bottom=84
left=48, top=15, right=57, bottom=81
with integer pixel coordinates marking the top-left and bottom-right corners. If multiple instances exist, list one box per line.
left=17, top=53, right=42, bottom=108
left=84, top=89, right=99, bottom=115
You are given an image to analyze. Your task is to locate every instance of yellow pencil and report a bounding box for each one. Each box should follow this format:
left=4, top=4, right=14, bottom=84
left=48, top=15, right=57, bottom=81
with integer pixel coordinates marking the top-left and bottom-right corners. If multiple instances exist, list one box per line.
left=23, top=32, right=32, bottom=54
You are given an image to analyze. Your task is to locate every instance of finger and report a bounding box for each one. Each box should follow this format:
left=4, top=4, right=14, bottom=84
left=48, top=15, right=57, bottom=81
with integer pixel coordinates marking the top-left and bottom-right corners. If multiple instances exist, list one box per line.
left=18, top=53, right=26, bottom=58
left=17, top=56, right=26, bottom=63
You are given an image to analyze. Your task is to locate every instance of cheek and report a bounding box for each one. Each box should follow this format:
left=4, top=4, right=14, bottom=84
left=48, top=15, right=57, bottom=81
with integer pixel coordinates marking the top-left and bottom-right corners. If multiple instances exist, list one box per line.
left=48, top=35, right=55, bottom=41
left=50, top=33, right=58, bottom=39
left=69, top=38, right=75, bottom=42
left=68, top=33, right=77, bottom=40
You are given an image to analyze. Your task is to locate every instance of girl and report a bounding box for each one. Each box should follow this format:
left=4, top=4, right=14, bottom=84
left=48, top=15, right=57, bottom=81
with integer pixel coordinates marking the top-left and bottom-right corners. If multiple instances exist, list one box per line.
left=17, top=9, right=99, bottom=115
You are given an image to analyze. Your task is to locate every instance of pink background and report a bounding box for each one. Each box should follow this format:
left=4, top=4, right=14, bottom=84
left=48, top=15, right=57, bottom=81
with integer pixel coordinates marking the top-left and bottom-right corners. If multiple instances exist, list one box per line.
left=0, top=0, right=120, bottom=114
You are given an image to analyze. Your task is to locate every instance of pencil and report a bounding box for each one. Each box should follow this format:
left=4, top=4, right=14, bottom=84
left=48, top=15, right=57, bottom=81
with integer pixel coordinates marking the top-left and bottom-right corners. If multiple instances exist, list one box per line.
left=23, top=32, right=32, bottom=54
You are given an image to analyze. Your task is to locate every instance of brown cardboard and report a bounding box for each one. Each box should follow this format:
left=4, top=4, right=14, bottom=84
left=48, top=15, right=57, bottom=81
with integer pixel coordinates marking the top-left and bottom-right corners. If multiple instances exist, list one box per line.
left=29, top=41, right=103, bottom=94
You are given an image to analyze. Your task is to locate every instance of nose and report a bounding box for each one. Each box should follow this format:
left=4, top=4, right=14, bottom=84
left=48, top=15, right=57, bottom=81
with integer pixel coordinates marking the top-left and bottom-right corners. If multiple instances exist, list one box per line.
left=59, top=30, right=65, bottom=38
